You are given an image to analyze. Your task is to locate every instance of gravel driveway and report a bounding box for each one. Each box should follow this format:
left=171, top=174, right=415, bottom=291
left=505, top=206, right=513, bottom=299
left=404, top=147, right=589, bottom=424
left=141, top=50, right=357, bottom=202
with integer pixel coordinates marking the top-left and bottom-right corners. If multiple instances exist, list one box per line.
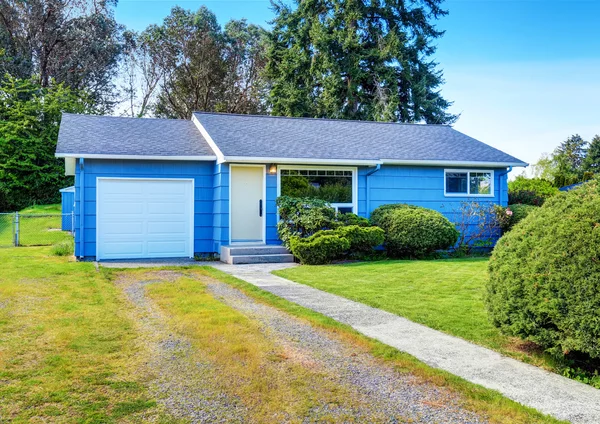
left=116, top=270, right=486, bottom=423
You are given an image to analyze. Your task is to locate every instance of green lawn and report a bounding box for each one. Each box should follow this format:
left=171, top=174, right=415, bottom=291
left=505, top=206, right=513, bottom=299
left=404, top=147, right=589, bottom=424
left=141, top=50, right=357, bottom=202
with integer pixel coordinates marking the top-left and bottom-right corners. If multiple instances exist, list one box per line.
left=0, top=247, right=559, bottom=423
left=274, top=259, right=556, bottom=369
left=0, top=204, right=71, bottom=247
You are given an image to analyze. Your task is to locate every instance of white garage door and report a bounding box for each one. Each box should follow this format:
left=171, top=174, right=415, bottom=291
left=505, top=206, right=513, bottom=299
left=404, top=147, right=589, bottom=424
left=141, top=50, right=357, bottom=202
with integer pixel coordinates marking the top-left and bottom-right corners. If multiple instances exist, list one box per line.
left=97, top=178, right=194, bottom=260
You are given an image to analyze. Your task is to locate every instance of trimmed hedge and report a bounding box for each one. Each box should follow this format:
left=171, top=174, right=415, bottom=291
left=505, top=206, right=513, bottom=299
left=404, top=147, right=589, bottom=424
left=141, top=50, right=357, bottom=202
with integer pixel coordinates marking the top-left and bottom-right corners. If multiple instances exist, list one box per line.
left=289, top=225, right=384, bottom=264
left=487, top=177, right=600, bottom=359
left=289, top=234, right=350, bottom=265
left=370, top=204, right=459, bottom=258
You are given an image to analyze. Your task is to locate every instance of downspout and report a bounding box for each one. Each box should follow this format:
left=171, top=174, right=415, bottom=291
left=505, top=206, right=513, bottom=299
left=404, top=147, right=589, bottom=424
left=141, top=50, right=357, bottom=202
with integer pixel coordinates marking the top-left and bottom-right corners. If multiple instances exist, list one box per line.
left=79, top=158, right=85, bottom=259
left=365, top=164, right=381, bottom=217
left=497, top=166, right=512, bottom=206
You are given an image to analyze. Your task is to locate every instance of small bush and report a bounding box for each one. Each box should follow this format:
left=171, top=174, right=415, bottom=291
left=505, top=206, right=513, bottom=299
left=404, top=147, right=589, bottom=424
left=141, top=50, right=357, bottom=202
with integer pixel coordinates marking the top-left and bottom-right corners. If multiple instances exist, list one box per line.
left=370, top=204, right=459, bottom=258
left=50, top=239, right=74, bottom=256
left=335, top=225, right=384, bottom=253
left=495, top=204, right=540, bottom=232
left=508, top=176, right=558, bottom=199
left=508, top=190, right=546, bottom=206
left=276, top=196, right=337, bottom=247
left=487, top=177, right=600, bottom=359
left=336, top=212, right=370, bottom=227
left=289, top=234, right=350, bottom=265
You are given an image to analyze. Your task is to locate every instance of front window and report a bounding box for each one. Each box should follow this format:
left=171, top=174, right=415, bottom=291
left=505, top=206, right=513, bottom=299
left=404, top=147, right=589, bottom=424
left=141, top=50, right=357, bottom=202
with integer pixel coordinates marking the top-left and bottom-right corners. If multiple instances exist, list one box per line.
left=279, top=167, right=355, bottom=212
left=445, top=170, right=493, bottom=196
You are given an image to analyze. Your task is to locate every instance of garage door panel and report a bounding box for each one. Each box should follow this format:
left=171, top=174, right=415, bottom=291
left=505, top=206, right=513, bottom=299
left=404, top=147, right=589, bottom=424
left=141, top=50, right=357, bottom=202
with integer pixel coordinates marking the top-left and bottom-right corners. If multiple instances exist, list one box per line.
left=147, top=202, right=187, bottom=214
left=97, top=179, right=193, bottom=260
left=147, top=221, right=187, bottom=235
left=147, top=241, right=187, bottom=255
left=102, top=201, right=144, bottom=215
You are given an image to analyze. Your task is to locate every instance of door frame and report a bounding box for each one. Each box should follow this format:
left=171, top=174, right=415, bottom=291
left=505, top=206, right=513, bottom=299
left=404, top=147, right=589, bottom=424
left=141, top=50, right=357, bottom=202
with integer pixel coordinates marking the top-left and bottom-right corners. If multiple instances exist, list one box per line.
left=96, top=177, right=195, bottom=260
left=228, top=164, right=266, bottom=245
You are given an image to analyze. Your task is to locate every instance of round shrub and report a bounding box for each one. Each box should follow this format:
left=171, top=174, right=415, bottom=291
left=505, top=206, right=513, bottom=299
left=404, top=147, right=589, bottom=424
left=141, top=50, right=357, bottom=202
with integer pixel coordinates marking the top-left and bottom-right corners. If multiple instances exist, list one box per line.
left=335, top=225, right=384, bottom=253
left=487, top=178, right=600, bottom=359
left=289, top=233, right=350, bottom=265
left=276, top=196, right=337, bottom=247
left=370, top=204, right=459, bottom=258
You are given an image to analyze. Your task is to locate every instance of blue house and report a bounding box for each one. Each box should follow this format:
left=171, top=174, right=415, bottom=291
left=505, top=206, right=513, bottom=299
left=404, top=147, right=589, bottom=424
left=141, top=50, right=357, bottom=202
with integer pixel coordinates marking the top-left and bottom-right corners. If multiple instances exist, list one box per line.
left=55, top=112, right=527, bottom=263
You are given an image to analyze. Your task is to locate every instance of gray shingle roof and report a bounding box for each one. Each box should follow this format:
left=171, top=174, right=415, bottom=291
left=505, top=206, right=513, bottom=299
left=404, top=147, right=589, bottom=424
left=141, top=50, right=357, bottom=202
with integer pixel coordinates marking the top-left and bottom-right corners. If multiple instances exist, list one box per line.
left=56, top=113, right=215, bottom=157
left=193, top=112, right=526, bottom=166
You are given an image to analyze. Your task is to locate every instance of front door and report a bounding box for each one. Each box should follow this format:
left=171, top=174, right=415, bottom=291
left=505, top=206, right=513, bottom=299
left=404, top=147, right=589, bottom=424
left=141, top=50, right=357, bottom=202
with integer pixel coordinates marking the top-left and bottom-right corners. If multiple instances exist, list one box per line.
left=230, top=165, right=265, bottom=243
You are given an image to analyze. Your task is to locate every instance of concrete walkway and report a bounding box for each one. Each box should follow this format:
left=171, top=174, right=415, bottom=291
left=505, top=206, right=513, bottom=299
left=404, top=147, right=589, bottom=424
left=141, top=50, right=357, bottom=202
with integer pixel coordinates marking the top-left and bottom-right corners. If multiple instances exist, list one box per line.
left=212, top=263, right=600, bottom=424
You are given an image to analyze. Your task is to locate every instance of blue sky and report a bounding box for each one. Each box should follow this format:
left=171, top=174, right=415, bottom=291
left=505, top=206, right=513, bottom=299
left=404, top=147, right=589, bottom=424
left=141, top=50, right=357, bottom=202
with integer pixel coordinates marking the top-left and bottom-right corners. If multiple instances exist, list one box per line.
left=115, top=0, right=600, bottom=171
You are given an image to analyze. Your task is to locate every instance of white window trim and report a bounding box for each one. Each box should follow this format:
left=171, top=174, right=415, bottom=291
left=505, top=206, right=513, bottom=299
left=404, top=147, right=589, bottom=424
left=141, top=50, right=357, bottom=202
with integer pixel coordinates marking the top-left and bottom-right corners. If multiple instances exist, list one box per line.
left=444, top=169, right=495, bottom=197
left=276, top=165, right=358, bottom=213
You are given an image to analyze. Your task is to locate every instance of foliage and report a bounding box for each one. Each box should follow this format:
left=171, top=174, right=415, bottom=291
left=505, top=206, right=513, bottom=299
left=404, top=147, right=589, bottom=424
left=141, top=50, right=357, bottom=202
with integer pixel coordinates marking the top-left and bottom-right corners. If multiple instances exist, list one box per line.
left=336, top=212, right=369, bottom=227
left=452, top=201, right=500, bottom=254
left=507, top=190, right=546, bottom=206
left=0, top=0, right=123, bottom=111
left=0, top=76, right=93, bottom=210
left=487, top=177, right=600, bottom=361
left=281, top=175, right=352, bottom=203
left=508, top=176, right=558, bottom=202
left=50, top=239, right=74, bottom=256
left=289, top=233, right=350, bottom=265
left=134, top=6, right=268, bottom=119
left=266, top=0, right=456, bottom=124
left=276, top=196, right=337, bottom=247
left=583, top=135, right=600, bottom=173
left=494, top=204, right=539, bottom=232
left=335, top=225, right=384, bottom=254
left=370, top=204, right=458, bottom=258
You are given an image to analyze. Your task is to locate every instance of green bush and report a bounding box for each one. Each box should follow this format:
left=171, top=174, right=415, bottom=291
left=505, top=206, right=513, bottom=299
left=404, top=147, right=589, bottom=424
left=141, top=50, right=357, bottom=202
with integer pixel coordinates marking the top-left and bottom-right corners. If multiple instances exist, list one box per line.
left=487, top=177, right=600, bottom=359
left=50, top=239, right=74, bottom=256
left=495, top=204, right=540, bottom=232
left=289, top=225, right=384, bottom=264
left=508, top=176, right=558, bottom=206
left=336, top=212, right=370, bottom=227
left=289, top=234, right=350, bottom=265
left=370, top=204, right=459, bottom=258
left=334, top=225, right=384, bottom=253
left=276, top=196, right=337, bottom=247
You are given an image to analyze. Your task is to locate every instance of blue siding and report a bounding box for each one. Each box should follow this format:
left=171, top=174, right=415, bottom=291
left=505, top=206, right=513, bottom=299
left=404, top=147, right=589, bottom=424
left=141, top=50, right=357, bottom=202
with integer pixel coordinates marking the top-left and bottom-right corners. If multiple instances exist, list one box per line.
left=212, top=163, right=229, bottom=252
left=72, top=159, right=510, bottom=259
left=60, top=189, right=75, bottom=231
left=74, top=159, right=216, bottom=259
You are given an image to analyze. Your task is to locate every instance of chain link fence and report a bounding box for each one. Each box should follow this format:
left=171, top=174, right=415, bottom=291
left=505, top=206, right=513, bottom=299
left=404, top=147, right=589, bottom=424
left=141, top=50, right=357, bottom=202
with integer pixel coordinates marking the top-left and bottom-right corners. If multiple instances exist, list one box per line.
left=0, top=212, right=74, bottom=247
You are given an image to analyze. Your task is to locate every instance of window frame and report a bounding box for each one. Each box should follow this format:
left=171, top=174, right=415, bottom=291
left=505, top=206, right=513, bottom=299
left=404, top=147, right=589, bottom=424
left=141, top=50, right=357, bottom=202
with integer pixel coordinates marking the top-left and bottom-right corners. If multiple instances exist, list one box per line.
left=444, top=169, right=495, bottom=197
left=277, top=164, right=358, bottom=213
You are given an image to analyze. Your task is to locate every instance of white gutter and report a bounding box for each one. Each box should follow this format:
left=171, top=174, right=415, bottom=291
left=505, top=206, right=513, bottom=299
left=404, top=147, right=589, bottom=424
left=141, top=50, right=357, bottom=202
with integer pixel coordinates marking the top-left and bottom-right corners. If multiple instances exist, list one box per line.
left=55, top=153, right=217, bottom=161
left=191, top=114, right=226, bottom=163
left=380, top=159, right=529, bottom=168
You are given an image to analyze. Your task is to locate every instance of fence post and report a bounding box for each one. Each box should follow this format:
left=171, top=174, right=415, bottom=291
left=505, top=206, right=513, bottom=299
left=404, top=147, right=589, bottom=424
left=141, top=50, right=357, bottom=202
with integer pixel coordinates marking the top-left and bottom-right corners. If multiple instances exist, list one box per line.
left=14, top=211, right=19, bottom=247
left=71, top=211, right=75, bottom=235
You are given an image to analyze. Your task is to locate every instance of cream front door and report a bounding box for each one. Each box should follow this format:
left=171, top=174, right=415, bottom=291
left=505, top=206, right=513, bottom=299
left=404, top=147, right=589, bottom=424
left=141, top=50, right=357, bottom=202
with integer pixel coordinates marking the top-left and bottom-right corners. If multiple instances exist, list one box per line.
left=230, top=165, right=265, bottom=243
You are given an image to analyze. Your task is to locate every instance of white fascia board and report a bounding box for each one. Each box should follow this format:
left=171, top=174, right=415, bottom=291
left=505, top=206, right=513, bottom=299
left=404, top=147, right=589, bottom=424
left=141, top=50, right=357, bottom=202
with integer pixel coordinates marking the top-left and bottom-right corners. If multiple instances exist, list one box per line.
left=191, top=114, right=226, bottom=163
left=55, top=153, right=217, bottom=161
left=380, top=159, right=529, bottom=168
left=223, top=156, right=383, bottom=166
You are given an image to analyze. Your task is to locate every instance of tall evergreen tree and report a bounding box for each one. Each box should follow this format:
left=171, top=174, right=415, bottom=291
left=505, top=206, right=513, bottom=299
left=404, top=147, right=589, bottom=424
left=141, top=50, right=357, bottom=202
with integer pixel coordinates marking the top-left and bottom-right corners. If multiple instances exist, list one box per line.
left=583, top=135, right=600, bottom=173
left=266, top=0, right=456, bottom=123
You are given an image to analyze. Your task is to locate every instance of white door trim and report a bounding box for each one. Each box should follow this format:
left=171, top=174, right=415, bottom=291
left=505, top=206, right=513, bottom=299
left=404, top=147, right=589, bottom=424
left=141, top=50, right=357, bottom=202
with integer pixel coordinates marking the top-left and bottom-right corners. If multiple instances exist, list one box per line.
left=228, top=164, right=266, bottom=245
left=96, top=177, right=195, bottom=260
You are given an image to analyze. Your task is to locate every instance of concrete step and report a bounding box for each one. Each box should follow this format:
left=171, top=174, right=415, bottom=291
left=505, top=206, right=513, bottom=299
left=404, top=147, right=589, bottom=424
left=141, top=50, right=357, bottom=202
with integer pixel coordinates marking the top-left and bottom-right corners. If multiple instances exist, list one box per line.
left=229, top=253, right=295, bottom=265
left=223, top=245, right=290, bottom=256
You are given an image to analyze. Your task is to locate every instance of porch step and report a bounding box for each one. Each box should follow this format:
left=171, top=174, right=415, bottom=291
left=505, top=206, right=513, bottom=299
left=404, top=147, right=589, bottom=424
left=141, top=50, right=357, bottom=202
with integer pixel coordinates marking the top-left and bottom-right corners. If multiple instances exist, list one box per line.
left=220, top=245, right=295, bottom=265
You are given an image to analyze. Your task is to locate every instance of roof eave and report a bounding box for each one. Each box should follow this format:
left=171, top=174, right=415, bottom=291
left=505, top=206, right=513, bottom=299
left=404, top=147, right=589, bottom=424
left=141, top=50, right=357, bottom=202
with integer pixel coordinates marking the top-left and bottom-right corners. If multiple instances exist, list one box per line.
left=222, top=156, right=383, bottom=166
left=55, top=153, right=217, bottom=161
left=380, top=159, right=529, bottom=168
